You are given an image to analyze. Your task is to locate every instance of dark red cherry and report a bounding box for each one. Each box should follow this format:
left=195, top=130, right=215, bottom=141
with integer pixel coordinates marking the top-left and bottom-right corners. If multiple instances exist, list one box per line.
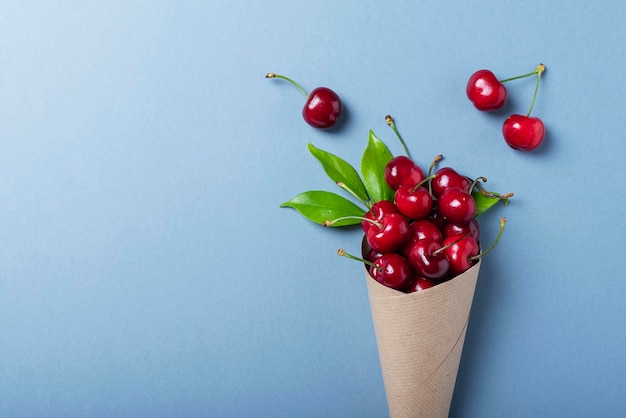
left=406, top=276, right=436, bottom=293
left=502, top=114, right=545, bottom=151
left=362, top=200, right=399, bottom=234
left=303, top=87, right=343, bottom=129
left=444, top=219, right=480, bottom=242
left=394, top=185, right=433, bottom=221
left=408, top=219, right=443, bottom=244
left=365, top=213, right=411, bottom=254
left=266, top=73, right=342, bottom=129
left=442, top=234, right=479, bottom=276
left=406, top=239, right=450, bottom=280
left=431, top=167, right=472, bottom=198
left=466, top=69, right=507, bottom=111
left=369, top=253, right=415, bottom=291
left=438, top=187, right=477, bottom=223
left=384, top=156, right=425, bottom=190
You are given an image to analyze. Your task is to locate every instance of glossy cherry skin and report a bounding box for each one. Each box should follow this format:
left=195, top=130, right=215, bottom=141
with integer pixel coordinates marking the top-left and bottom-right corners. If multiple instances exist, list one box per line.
left=369, top=253, right=415, bottom=291
left=502, top=114, right=545, bottom=151
left=384, top=156, right=425, bottom=190
left=406, top=276, right=436, bottom=293
left=394, top=185, right=433, bottom=221
left=406, top=239, right=450, bottom=280
left=362, top=200, right=399, bottom=234
left=444, top=219, right=480, bottom=242
left=431, top=167, right=472, bottom=198
left=302, top=87, right=343, bottom=129
left=402, top=219, right=444, bottom=257
left=442, top=235, right=479, bottom=276
left=365, top=213, right=411, bottom=254
left=466, top=69, right=507, bottom=111
left=408, top=219, right=443, bottom=243
left=438, top=187, right=477, bottom=223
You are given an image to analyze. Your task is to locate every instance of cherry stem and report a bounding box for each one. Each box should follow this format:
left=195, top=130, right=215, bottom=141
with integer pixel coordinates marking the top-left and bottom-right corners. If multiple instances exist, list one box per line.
left=433, top=233, right=470, bottom=256
left=385, top=115, right=411, bottom=158
left=337, top=248, right=382, bottom=272
left=265, top=72, right=309, bottom=98
left=336, top=182, right=371, bottom=209
left=470, top=176, right=488, bottom=192
left=412, top=173, right=438, bottom=193
left=428, top=154, right=444, bottom=177
left=498, top=63, right=545, bottom=83
left=324, top=216, right=380, bottom=228
left=470, top=217, right=507, bottom=261
left=526, top=64, right=545, bottom=116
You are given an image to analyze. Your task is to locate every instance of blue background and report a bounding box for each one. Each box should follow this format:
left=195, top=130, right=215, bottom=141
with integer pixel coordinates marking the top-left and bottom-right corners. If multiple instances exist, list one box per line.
left=1, top=1, right=625, bottom=417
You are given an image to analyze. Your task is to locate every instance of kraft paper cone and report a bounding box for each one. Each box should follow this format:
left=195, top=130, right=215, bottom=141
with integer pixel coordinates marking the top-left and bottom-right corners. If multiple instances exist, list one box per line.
left=366, top=259, right=481, bottom=418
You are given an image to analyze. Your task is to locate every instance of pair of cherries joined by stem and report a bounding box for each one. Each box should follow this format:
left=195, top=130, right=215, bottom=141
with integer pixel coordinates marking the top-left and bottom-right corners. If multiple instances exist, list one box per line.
left=466, top=64, right=546, bottom=151
left=266, top=73, right=343, bottom=129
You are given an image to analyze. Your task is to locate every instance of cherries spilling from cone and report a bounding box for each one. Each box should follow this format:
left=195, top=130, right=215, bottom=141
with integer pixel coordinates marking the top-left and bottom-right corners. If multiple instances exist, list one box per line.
left=335, top=117, right=508, bottom=293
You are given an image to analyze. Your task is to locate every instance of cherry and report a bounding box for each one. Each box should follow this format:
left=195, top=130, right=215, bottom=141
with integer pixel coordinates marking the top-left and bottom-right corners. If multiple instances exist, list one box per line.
left=408, top=219, right=444, bottom=244
left=443, top=217, right=507, bottom=275
left=364, top=248, right=384, bottom=263
left=503, top=115, right=545, bottom=151
left=364, top=213, right=411, bottom=254
left=402, top=218, right=444, bottom=258
left=384, top=156, right=425, bottom=190
left=394, top=183, right=433, bottom=221
left=361, top=200, right=399, bottom=234
left=466, top=69, right=508, bottom=111
left=502, top=64, right=546, bottom=151
left=265, top=72, right=342, bottom=129
left=442, top=234, right=480, bottom=276
left=437, top=187, right=477, bottom=223
left=337, top=249, right=415, bottom=291
left=406, top=239, right=450, bottom=280
left=369, top=253, right=416, bottom=290
left=431, top=167, right=471, bottom=198
left=406, top=276, right=436, bottom=293
left=444, top=219, right=480, bottom=242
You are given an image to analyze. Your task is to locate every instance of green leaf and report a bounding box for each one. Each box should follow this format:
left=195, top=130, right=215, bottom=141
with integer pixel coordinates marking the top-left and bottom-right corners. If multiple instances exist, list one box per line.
left=473, top=190, right=510, bottom=216
left=308, top=143, right=370, bottom=205
left=280, top=190, right=366, bottom=226
left=361, top=130, right=394, bottom=202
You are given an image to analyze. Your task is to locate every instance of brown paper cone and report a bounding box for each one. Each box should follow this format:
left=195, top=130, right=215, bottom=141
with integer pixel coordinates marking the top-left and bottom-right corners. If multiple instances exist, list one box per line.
left=366, top=259, right=481, bottom=418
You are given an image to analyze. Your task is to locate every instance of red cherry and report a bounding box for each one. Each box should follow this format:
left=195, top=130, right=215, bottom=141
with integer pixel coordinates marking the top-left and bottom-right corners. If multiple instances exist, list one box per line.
left=408, top=219, right=444, bottom=244
left=365, top=213, right=411, bottom=254
left=362, top=200, right=399, bottom=234
left=266, top=73, right=342, bottom=129
left=394, top=185, right=433, bottom=221
left=442, top=235, right=479, bottom=276
left=303, top=87, right=343, bottom=129
left=466, top=69, right=508, bottom=111
left=431, top=167, right=472, bottom=198
left=369, top=253, right=415, bottom=291
left=384, top=156, right=425, bottom=190
left=406, top=239, right=450, bottom=280
left=438, top=187, right=477, bottom=223
left=444, top=219, right=480, bottom=242
left=502, top=114, right=545, bottom=151
left=406, top=276, right=436, bottom=293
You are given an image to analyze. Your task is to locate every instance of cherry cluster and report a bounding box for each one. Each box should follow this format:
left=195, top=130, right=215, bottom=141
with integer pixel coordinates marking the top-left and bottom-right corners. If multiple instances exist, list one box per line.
left=348, top=150, right=505, bottom=294
left=466, top=64, right=546, bottom=151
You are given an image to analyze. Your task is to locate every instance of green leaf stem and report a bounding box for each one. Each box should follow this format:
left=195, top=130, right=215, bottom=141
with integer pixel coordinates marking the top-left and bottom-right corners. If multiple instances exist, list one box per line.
left=473, top=190, right=511, bottom=217
left=308, top=143, right=370, bottom=206
left=361, top=131, right=394, bottom=203
left=280, top=190, right=366, bottom=226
